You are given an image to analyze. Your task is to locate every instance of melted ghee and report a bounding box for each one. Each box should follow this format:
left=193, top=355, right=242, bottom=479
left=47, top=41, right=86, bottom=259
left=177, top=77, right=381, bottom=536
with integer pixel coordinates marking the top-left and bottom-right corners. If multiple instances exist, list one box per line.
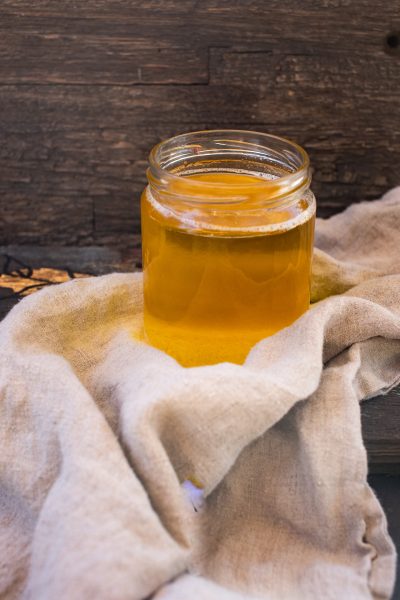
left=141, top=172, right=315, bottom=366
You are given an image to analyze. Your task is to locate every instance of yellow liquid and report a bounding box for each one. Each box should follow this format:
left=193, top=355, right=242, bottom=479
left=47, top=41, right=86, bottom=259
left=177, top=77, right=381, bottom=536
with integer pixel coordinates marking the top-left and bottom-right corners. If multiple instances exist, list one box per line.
left=141, top=173, right=315, bottom=366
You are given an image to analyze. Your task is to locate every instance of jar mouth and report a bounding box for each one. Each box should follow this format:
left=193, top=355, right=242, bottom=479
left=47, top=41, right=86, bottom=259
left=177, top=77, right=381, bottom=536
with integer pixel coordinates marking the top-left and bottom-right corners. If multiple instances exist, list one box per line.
left=148, top=129, right=310, bottom=204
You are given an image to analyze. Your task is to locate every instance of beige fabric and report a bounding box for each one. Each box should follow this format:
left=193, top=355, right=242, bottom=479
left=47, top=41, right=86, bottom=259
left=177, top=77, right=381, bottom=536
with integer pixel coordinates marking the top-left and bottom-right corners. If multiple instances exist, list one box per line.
left=1, top=189, right=400, bottom=600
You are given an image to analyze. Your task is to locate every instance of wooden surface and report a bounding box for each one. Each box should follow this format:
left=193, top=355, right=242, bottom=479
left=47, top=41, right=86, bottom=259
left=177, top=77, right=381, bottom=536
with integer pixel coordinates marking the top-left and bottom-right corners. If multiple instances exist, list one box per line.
left=1, top=1, right=400, bottom=247
left=1, top=245, right=399, bottom=474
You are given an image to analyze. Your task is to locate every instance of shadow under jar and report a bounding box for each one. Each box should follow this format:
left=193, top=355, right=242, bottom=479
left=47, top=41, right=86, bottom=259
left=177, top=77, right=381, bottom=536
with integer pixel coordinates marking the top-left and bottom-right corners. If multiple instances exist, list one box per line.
left=141, top=130, right=316, bottom=367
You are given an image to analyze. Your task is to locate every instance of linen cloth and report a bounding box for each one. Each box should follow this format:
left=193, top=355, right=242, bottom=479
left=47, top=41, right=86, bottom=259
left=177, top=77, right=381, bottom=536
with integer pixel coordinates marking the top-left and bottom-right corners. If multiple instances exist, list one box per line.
left=1, top=189, right=400, bottom=600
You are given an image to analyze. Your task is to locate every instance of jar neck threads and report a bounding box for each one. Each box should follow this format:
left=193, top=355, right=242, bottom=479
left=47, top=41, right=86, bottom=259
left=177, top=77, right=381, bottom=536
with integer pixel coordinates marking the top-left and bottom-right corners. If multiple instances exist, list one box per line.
left=147, top=129, right=311, bottom=208
left=145, top=130, right=315, bottom=236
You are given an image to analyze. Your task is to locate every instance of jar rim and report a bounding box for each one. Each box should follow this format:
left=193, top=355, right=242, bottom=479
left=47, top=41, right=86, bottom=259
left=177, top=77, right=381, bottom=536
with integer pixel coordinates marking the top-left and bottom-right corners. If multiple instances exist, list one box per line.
left=148, top=129, right=310, bottom=194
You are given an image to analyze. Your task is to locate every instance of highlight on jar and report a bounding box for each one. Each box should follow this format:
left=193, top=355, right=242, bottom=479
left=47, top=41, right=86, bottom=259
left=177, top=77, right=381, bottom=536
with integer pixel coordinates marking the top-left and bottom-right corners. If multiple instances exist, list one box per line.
left=140, top=130, right=316, bottom=367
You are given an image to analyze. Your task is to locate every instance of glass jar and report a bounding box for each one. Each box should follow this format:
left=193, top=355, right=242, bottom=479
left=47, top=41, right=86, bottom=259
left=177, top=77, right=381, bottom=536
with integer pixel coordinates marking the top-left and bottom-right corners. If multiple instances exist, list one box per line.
left=141, top=130, right=315, bottom=367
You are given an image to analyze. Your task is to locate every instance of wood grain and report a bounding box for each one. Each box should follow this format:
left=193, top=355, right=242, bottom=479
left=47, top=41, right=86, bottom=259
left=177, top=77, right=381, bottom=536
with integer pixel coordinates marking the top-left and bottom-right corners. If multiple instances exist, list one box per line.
left=362, top=391, right=400, bottom=473
left=0, top=0, right=400, bottom=246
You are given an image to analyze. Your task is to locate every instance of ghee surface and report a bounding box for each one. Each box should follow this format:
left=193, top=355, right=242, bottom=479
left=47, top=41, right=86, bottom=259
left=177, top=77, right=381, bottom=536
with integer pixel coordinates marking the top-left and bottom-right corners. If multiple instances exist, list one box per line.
left=141, top=172, right=315, bottom=366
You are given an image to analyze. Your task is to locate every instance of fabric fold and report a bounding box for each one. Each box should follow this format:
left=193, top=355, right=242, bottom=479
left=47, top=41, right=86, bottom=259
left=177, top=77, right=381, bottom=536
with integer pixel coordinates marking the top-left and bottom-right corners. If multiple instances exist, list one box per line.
left=0, top=189, right=399, bottom=599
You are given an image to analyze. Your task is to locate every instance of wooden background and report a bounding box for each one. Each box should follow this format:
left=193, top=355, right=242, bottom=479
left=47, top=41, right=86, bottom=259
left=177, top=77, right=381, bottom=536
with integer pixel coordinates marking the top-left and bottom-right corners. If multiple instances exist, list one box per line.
left=0, top=0, right=399, bottom=249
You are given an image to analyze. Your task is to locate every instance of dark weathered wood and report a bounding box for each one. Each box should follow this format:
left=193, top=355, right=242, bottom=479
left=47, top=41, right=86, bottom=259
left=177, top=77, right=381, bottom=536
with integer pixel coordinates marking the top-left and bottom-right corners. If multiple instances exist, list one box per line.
left=0, top=1, right=398, bottom=52
left=0, top=1, right=399, bottom=246
left=0, top=82, right=398, bottom=244
left=362, top=390, right=400, bottom=472
left=0, top=243, right=141, bottom=274
left=0, top=31, right=208, bottom=85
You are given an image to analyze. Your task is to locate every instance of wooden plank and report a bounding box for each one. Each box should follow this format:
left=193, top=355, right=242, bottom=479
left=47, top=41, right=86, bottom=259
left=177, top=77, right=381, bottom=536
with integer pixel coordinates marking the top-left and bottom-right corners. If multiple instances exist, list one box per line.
left=210, top=49, right=400, bottom=92
left=0, top=1, right=398, bottom=51
left=0, top=243, right=141, bottom=274
left=0, top=0, right=399, bottom=245
left=1, top=194, right=94, bottom=245
left=1, top=74, right=399, bottom=246
left=362, top=390, right=400, bottom=471
left=0, top=28, right=207, bottom=85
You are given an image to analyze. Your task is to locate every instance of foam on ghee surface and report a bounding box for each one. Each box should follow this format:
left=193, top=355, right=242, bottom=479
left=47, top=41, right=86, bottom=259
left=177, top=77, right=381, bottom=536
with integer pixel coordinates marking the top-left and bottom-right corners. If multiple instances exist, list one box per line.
left=141, top=172, right=315, bottom=366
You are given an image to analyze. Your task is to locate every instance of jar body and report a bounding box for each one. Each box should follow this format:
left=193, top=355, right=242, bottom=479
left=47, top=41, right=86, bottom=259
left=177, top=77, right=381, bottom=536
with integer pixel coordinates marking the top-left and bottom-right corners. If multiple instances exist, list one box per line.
left=141, top=131, right=316, bottom=366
